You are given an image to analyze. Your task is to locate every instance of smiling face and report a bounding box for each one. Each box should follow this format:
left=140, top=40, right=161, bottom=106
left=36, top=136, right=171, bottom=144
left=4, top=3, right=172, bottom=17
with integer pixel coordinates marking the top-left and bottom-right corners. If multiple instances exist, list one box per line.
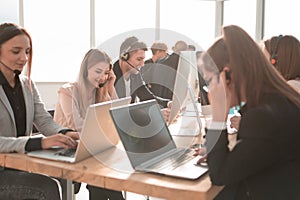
left=87, top=61, right=111, bottom=88
left=125, top=49, right=145, bottom=74
left=0, top=34, right=31, bottom=74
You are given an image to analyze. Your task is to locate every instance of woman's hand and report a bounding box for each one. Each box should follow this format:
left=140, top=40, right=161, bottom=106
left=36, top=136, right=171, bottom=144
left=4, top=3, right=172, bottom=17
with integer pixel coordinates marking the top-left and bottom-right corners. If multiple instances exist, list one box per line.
left=162, top=101, right=180, bottom=124
left=207, top=71, right=231, bottom=122
left=107, top=70, right=116, bottom=89
left=230, top=115, right=241, bottom=131
left=193, top=147, right=207, bottom=166
left=64, top=131, right=80, bottom=140
left=106, top=70, right=118, bottom=99
left=161, top=107, right=170, bottom=123
left=41, top=134, right=78, bottom=149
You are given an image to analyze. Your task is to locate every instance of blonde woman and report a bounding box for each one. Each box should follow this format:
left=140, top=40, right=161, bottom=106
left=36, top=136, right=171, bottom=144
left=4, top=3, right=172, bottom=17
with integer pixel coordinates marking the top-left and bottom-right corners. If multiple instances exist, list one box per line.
left=54, top=49, right=118, bottom=132
left=54, top=49, right=124, bottom=200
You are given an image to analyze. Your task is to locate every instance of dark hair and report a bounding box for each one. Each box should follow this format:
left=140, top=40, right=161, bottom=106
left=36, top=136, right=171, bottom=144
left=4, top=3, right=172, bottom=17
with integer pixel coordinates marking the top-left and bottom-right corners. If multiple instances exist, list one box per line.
left=172, top=40, right=188, bottom=53
left=119, top=36, right=147, bottom=58
left=188, top=44, right=196, bottom=51
left=0, top=23, right=33, bottom=79
left=150, top=42, right=168, bottom=54
left=264, top=35, right=300, bottom=81
left=202, top=25, right=300, bottom=109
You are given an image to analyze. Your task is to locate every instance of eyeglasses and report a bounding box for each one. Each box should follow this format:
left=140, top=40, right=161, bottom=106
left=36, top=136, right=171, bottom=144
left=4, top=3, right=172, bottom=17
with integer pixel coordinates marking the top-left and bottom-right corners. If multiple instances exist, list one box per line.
left=203, top=72, right=221, bottom=92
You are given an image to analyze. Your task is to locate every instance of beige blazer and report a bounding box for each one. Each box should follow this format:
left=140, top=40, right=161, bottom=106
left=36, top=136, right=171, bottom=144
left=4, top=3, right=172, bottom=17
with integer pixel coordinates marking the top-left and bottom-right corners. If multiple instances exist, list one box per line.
left=54, top=82, right=87, bottom=133
left=0, top=75, right=64, bottom=153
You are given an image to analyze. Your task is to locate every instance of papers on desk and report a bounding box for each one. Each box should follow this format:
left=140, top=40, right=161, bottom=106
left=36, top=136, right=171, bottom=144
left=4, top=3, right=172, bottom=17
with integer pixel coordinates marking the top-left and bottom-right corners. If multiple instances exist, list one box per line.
left=168, top=115, right=201, bottom=136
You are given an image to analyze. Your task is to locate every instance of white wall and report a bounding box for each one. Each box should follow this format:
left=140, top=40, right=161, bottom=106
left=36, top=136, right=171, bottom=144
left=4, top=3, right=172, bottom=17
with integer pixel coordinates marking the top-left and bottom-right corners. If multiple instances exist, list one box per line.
left=35, top=82, right=66, bottom=110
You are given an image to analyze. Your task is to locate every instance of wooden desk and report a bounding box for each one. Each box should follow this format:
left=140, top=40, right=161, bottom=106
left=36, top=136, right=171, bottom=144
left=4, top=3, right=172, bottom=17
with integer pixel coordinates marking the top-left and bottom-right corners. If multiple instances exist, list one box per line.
left=0, top=151, right=222, bottom=200
left=0, top=115, right=223, bottom=200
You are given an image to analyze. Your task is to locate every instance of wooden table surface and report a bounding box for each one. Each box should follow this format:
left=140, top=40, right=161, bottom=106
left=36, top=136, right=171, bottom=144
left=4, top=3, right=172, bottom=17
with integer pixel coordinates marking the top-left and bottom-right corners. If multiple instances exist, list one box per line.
left=0, top=150, right=222, bottom=200
left=0, top=115, right=223, bottom=200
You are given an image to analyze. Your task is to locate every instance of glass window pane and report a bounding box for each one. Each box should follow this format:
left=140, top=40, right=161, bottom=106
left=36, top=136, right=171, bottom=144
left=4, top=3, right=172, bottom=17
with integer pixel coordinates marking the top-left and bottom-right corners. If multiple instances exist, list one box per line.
left=23, top=0, right=90, bottom=82
left=264, top=0, right=300, bottom=40
left=95, top=0, right=156, bottom=61
left=0, top=0, right=19, bottom=24
left=223, top=0, right=256, bottom=39
left=160, top=0, right=215, bottom=51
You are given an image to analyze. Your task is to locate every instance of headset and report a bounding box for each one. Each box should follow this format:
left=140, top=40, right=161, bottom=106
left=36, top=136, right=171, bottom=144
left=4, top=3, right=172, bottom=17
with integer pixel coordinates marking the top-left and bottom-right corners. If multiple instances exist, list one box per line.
left=0, top=60, right=21, bottom=75
left=120, top=47, right=130, bottom=61
left=270, top=35, right=283, bottom=65
left=120, top=40, right=140, bottom=61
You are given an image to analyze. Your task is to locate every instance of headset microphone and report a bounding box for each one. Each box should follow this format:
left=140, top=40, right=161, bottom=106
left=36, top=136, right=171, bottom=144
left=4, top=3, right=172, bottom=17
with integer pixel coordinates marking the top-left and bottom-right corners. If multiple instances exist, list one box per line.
left=124, top=60, right=171, bottom=103
left=99, top=79, right=108, bottom=88
left=13, top=69, right=21, bottom=75
left=0, top=60, right=21, bottom=75
left=125, top=60, right=140, bottom=72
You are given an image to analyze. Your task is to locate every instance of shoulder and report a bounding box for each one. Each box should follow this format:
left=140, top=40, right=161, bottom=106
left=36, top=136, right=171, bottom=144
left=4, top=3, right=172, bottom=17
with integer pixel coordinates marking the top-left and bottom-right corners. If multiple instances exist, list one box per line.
left=241, top=93, right=299, bottom=131
left=58, top=82, right=77, bottom=94
left=113, top=60, right=122, bottom=78
left=113, top=61, right=121, bottom=71
left=287, top=80, right=300, bottom=92
left=19, top=74, right=31, bottom=84
left=161, top=53, right=179, bottom=69
left=19, top=75, right=38, bottom=91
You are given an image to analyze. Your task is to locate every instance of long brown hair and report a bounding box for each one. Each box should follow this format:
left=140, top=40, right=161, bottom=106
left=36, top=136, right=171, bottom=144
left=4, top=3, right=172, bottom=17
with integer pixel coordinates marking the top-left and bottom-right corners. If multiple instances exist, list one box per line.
left=76, top=49, right=112, bottom=117
left=264, top=35, right=300, bottom=81
left=204, top=25, right=300, bottom=109
left=0, top=23, right=33, bottom=89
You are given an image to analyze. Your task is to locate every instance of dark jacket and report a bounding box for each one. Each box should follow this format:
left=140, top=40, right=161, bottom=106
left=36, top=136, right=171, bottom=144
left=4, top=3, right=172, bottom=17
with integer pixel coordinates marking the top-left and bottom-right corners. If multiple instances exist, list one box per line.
left=113, top=60, right=153, bottom=103
left=206, top=93, right=300, bottom=200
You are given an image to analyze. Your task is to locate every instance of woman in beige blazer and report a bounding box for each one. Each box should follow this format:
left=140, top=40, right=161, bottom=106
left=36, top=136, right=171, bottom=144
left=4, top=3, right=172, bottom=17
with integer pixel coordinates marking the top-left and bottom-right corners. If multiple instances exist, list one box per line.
left=54, top=48, right=125, bottom=200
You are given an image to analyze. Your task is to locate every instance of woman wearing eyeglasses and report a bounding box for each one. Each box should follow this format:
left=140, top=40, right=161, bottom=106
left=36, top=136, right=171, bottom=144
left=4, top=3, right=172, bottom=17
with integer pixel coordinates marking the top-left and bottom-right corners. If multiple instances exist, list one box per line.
left=200, top=25, right=300, bottom=200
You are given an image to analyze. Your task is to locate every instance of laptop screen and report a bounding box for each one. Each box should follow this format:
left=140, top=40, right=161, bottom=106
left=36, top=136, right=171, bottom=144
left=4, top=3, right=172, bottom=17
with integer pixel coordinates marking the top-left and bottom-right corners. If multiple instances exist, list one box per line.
left=110, top=100, right=177, bottom=167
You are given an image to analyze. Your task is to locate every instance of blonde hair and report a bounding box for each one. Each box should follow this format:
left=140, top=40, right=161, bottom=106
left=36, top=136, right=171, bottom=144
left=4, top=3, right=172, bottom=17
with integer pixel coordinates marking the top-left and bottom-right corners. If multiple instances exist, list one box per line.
left=76, top=49, right=112, bottom=117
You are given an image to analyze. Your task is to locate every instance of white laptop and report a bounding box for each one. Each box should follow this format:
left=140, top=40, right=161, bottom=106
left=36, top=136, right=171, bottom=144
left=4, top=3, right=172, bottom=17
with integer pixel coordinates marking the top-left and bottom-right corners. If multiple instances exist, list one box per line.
left=109, top=99, right=208, bottom=180
left=27, top=96, right=131, bottom=163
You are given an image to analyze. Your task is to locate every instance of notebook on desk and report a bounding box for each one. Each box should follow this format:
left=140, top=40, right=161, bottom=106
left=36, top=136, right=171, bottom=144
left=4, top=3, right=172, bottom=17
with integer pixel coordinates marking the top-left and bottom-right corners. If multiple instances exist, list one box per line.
left=109, top=99, right=208, bottom=180
left=27, top=96, right=131, bottom=163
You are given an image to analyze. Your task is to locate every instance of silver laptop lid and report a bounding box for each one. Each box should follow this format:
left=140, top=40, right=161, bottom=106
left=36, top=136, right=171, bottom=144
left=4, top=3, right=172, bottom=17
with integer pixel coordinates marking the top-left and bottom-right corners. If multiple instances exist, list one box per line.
left=74, top=96, right=132, bottom=162
left=109, top=99, right=177, bottom=168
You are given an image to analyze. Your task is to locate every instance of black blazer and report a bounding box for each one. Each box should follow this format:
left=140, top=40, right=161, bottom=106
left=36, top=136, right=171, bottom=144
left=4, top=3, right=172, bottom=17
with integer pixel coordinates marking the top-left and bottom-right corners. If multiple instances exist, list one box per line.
left=206, top=93, right=300, bottom=200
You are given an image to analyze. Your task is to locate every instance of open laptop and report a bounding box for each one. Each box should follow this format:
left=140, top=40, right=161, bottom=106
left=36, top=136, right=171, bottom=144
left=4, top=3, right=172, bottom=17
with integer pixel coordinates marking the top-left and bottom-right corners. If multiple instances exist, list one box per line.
left=27, top=96, right=131, bottom=163
left=109, top=99, right=208, bottom=180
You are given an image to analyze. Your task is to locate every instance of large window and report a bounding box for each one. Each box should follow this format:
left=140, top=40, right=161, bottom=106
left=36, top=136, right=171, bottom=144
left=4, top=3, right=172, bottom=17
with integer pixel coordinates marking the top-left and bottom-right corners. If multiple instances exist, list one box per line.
left=23, top=0, right=90, bottom=82
left=264, top=0, right=300, bottom=41
left=94, top=0, right=156, bottom=62
left=0, top=0, right=18, bottom=24
left=1, top=0, right=299, bottom=82
left=223, top=0, right=257, bottom=39
left=160, top=0, right=215, bottom=51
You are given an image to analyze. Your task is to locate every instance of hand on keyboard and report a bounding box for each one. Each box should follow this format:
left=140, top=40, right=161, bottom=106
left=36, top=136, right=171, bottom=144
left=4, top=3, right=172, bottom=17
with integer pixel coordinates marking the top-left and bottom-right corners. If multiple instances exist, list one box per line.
left=55, top=148, right=76, bottom=158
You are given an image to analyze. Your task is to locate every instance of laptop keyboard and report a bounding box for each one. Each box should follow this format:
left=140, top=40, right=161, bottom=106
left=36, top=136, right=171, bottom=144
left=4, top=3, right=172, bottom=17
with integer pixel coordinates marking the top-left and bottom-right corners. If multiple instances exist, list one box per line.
left=55, top=148, right=76, bottom=158
left=147, top=149, right=195, bottom=170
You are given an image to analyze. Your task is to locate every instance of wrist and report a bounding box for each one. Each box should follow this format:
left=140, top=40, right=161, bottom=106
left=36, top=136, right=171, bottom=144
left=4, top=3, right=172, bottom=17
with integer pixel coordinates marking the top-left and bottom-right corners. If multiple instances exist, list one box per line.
left=59, top=129, right=74, bottom=135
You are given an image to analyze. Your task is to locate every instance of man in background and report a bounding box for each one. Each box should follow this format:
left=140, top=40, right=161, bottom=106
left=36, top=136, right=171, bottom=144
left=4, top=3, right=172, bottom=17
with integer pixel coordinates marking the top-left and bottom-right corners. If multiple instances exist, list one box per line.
left=145, top=42, right=169, bottom=64
left=113, top=36, right=153, bottom=103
